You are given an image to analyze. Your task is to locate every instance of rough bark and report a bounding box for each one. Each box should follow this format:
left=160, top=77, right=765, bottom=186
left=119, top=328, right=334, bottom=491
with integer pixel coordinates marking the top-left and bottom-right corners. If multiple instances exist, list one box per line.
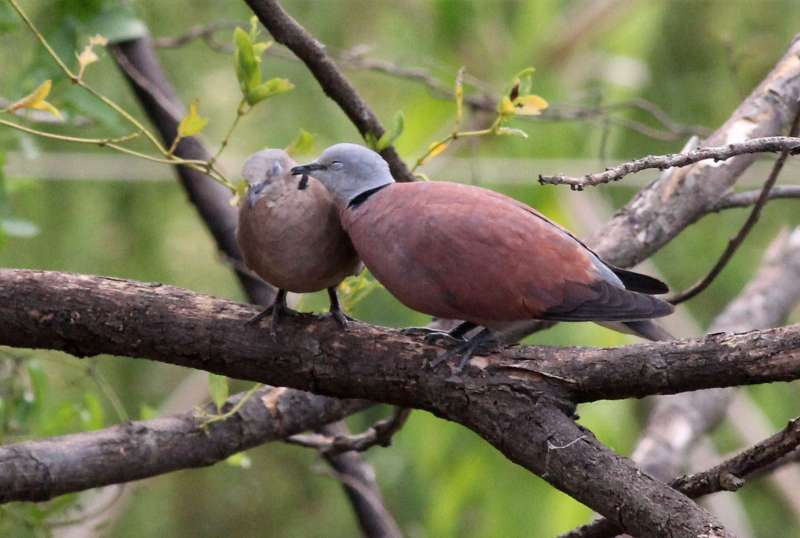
left=0, top=387, right=366, bottom=502
left=0, top=268, right=749, bottom=537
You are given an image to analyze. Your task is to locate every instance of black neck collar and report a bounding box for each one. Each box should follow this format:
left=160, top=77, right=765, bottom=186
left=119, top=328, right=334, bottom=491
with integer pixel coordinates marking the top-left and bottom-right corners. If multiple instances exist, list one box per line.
left=347, top=183, right=390, bottom=209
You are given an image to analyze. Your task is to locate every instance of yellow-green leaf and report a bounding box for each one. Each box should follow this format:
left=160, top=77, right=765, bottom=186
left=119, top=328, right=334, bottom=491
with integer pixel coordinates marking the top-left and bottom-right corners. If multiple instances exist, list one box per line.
left=286, top=129, right=315, bottom=156
left=454, top=66, right=465, bottom=125
left=225, top=452, right=252, bottom=469
left=178, top=99, right=209, bottom=137
left=5, top=80, right=62, bottom=119
left=229, top=179, right=249, bottom=206
left=376, top=111, right=404, bottom=151
left=246, top=77, right=294, bottom=105
left=497, top=96, right=516, bottom=117
left=208, top=373, right=229, bottom=410
left=512, top=94, right=548, bottom=116
left=420, top=139, right=450, bottom=165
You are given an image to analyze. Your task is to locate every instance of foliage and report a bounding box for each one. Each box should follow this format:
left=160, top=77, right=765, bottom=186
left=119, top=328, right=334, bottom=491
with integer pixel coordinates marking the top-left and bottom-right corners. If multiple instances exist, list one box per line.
left=0, top=1, right=800, bottom=537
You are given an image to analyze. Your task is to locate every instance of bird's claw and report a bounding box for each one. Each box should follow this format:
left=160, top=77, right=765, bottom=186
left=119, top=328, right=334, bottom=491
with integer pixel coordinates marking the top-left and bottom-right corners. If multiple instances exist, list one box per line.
left=429, top=330, right=499, bottom=372
left=326, top=309, right=354, bottom=330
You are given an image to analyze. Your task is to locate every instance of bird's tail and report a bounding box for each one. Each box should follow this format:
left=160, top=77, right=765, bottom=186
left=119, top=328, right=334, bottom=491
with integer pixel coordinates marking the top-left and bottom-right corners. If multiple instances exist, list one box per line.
left=597, top=320, right=674, bottom=341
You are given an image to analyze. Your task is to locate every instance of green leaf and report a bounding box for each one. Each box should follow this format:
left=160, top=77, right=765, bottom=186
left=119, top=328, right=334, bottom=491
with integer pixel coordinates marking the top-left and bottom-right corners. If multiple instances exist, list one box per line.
left=178, top=99, right=209, bottom=138
left=285, top=129, right=315, bottom=156
left=234, top=27, right=260, bottom=94
left=376, top=111, right=404, bottom=151
left=364, top=132, right=379, bottom=150
left=2, top=218, right=40, bottom=238
left=246, top=77, right=294, bottom=106
left=225, top=452, right=252, bottom=469
left=208, top=373, right=229, bottom=410
left=83, top=7, right=147, bottom=44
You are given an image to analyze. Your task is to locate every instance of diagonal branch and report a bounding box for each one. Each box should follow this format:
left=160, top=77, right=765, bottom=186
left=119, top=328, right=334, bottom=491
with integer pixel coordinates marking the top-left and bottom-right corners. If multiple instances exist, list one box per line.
left=244, top=0, right=414, bottom=181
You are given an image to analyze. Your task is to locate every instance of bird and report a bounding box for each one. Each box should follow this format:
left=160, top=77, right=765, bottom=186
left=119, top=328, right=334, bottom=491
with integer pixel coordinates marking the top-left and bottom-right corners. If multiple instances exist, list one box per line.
left=236, top=148, right=361, bottom=335
left=291, top=143, right=674, bottom=370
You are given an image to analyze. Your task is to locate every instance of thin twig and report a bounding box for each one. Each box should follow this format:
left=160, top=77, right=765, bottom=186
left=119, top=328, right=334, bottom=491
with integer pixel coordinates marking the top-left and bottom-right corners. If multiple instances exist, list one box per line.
left=669, top=103, right=800, bottom=304
left=287, top=407, right=411, bottom=454
left=538, top=136, right=800, bottom=189
left=153, top=21, right=240, bottom=53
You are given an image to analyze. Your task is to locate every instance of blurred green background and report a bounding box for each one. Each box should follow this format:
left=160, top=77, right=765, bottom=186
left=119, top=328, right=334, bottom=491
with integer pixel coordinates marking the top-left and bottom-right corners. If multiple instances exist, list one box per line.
left=1, top=0, right=800, bottom=536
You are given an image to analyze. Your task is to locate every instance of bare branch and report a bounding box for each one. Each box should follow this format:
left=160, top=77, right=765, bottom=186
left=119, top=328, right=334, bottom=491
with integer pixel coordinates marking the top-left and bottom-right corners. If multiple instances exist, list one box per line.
left=712, top=185, right=800, bottom=212
left=152, top=21, right=239, bottom=52
left=315, top=421, right=404, bottom=538
left=538, top=136, right=800, bottom=189
left=244, top=0, right=413, bottom=181
left=0, top=386, right=367, bottom=502
left=669, top=102, right=800, bottom=304
left=288, top=407, right=411, bottom=454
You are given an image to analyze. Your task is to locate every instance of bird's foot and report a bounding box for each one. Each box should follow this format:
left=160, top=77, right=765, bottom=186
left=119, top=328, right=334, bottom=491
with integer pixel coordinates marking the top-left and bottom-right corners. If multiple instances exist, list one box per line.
left=324, top=308, right=354, bottom=330
left=245, top=304, right=274, bottom=326
left=399, top=326, right=472, bottom=346
left=244, top=291, right=296, bottom=341
left=429, top=329, right=498, bottom=372
left=268, top=303, right=299, bottom=341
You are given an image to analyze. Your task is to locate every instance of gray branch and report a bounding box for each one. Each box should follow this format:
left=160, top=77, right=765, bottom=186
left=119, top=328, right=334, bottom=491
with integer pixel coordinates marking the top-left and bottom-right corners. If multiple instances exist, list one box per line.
left=539, top=136, right=800, bottom=188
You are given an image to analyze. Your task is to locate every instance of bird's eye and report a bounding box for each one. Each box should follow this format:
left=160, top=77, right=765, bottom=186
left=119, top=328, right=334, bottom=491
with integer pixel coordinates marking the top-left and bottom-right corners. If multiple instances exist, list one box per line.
left=329, top=161, right=344, bottom=170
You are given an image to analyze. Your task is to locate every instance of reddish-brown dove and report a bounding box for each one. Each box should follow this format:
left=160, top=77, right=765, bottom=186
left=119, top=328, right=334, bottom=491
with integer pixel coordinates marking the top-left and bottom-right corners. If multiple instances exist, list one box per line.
left=292, top=143, right=673, bottom=369
left=237, top=148, right=361, bottom=334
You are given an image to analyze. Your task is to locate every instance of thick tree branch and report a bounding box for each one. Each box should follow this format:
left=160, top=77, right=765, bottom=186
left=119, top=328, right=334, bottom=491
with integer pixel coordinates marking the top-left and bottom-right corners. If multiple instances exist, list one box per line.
left=2, top=269, right=800, bottom=409
left=538, top=136, right=800, bottom=188
left=244, top=0, right=413, bottom=181
left=0, top=268, right=748, bottom=536
left=0, top=386, right=367, bottom=502
left=634, top=226, right=800, bottom=481
left=562, top=226, right=800, bottom=538
left=588, top=34, right=800, bottom=268
left=561, top=418, right=800, bottom=538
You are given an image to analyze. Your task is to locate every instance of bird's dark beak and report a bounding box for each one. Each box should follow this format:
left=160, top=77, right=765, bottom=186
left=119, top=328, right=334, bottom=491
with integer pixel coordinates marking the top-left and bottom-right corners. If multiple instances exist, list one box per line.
left=290, top=163, right=325, bottom=175
left=291, top=163, right=324, bottom=191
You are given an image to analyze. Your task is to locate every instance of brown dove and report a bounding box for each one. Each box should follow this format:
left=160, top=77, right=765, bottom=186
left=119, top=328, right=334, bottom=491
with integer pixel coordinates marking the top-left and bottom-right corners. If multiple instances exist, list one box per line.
left=292, top=143, right=673, bottom=369
left=237, top=148, right=361, bottom=334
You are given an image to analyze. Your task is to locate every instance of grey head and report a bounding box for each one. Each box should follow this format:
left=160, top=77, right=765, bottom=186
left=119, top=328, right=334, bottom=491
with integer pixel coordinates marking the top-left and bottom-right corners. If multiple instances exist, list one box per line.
left=291, top=143, right=395, bottom=205
left=242, top=148, right=294, bottom=208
